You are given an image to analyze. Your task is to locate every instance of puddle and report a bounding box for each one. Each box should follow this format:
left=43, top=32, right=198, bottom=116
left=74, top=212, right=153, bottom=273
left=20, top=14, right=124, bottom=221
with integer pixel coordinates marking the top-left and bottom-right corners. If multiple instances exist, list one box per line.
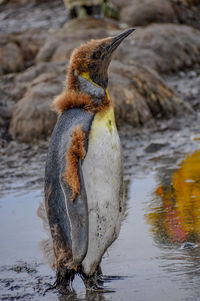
left=0, top=190, right=55, bottom=300
left=0, top=133, right=200, bottom=300
left=146, top=150, right=200, bottom=246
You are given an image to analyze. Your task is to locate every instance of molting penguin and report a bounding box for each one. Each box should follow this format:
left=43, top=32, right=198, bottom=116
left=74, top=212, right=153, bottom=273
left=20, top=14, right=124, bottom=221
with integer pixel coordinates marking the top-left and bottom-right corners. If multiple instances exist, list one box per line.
left=44, top=28, right=135, bottom=289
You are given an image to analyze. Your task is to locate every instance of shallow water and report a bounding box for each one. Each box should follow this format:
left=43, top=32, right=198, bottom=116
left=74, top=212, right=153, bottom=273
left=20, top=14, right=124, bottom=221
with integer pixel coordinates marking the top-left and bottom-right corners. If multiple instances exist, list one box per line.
left=1, top=145, right=200, bottom=300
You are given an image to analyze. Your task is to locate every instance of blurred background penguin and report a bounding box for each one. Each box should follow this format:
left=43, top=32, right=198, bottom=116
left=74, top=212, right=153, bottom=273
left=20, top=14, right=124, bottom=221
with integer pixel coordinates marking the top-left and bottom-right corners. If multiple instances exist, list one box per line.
left=63, top=0, right=119, bottom=19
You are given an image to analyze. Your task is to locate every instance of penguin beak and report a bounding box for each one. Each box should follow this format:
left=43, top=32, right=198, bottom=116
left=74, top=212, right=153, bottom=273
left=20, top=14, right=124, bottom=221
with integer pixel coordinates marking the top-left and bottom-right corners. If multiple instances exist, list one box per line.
left=88, top=28, right=135, bottom=89
left=108, top=28, right=136, bottom=54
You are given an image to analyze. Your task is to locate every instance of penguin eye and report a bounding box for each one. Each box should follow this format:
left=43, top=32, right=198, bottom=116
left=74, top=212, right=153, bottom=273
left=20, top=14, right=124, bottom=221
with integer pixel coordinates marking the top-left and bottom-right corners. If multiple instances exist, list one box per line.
left=92, top=50, right=101, bottom=60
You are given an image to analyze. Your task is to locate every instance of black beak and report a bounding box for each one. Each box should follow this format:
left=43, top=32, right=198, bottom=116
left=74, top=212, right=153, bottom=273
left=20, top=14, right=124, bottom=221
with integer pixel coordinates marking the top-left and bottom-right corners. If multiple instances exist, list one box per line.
left=108, top=28, right=136, bottom=54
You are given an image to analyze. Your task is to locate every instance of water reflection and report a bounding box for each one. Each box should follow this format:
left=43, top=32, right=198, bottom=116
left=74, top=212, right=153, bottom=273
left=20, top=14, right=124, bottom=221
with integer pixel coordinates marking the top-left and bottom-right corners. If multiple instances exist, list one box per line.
left=58, top=288, right=107, bottom=301
left=146, top=150, right=200, bottom=245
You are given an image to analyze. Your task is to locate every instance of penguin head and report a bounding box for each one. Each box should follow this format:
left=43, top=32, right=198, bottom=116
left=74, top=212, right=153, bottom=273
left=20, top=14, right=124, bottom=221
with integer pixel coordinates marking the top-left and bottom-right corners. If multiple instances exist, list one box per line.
left=68, top=28, right=135, bottom=90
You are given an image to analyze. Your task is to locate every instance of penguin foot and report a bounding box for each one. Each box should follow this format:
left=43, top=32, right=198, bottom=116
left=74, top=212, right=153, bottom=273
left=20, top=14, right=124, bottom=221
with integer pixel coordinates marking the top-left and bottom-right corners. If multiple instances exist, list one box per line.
left=43, top=270, right=75, bottom=295
left=42, top=280, right=58, bottom=296
left=85, top=281, right=104, bottom=291
left=83, top=274, right=101, bottom=290
left=56, top=268, right=75, bottom=291
left=82, top=267, right=105, bottom=291
left=84, top=279, right=116, bottom=293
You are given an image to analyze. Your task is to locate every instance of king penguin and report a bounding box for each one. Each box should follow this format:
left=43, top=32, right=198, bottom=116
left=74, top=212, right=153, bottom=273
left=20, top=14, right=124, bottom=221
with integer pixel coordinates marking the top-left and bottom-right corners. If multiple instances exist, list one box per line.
left=44, top=28, right=135, bottom=289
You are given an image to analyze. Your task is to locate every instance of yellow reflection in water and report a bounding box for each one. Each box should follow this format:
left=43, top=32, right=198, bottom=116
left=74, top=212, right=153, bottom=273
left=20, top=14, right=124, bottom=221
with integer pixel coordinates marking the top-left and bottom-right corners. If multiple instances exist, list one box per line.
left=147, top=150, right=200, bottom=244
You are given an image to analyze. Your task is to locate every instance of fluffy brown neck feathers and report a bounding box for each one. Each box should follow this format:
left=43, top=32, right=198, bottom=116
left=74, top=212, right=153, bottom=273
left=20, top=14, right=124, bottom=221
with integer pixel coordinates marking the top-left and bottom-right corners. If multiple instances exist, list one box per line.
left=52, top=28, right=135, bottom=114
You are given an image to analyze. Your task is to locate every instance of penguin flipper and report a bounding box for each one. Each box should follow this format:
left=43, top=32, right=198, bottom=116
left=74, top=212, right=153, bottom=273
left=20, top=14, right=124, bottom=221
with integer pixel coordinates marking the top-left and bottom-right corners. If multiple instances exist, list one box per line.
left=60, top=159, right=89, bottom=266
left=45, top=108, right=94, bottom=268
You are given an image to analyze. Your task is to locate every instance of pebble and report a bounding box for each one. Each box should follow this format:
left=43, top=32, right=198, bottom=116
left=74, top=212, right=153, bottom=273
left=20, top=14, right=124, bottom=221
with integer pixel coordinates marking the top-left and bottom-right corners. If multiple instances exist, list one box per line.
left=180, top=242, right=198, bottom=249
left=179, top=71, right=185, bottom=78
left=188, top=71, right=197, bottom=78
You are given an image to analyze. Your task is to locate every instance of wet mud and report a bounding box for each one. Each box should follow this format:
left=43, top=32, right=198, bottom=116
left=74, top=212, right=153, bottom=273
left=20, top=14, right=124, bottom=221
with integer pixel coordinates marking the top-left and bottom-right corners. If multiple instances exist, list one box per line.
left=0, top=0, right=67, bottom=34
left=1, top=1, right=200, bottom=299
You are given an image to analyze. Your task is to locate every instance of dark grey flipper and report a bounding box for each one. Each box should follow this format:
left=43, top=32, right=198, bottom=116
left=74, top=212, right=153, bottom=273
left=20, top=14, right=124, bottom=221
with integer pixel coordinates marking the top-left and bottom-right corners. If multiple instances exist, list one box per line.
left=60, top=161, right=88, bottom=264
left=45, top=108, right=94, bottom=268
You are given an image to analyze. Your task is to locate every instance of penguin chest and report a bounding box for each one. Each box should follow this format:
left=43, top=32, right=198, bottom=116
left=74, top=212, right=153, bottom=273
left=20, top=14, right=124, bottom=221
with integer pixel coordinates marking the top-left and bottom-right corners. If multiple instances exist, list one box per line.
left=81, top=105, right=123, bottom=276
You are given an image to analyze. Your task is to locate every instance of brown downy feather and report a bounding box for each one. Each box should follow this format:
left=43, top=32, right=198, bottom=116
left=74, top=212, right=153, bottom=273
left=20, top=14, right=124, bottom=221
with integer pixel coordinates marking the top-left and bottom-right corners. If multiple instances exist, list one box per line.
left=63, top=125, right=86, bottom=202
left=52, top=90, right=93, bottom=114
left=66, top=38, right=109, bottom=92
left=52, top=90, right=110, bottom=115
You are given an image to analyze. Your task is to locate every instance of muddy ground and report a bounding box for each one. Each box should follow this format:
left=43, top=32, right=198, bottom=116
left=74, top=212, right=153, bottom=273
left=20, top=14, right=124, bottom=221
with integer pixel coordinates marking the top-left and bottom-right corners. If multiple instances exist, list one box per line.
left=0, top=0, right=67, bottom=34
left=1, top=0, right=200, bottom=300
left=0, top=69, right=200, bottom=300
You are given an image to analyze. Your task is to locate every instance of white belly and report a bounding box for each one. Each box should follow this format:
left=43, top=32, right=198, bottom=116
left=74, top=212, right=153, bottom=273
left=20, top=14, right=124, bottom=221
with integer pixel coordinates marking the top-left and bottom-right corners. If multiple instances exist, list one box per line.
left=82, top=105, right=123, bottom=276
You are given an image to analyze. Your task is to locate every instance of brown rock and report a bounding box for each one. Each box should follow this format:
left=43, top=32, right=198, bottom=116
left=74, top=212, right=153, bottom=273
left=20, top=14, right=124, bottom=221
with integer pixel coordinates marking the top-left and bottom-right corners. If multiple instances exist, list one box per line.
left=120, top=0, right=176, bottom=27
left=0, top=73, right=27, bottom=145
left=114, top=23, right=200, bottom=73
left=0, top=42, right=23, bottom=75
left=62, top=17, right=121, bottom=32
left=36, top=37, right=83, bottom=63
left=171, top=0, right=200, bottom=29
left=111, top=0, right=131, bottom=9
left=0, top=29, right=49, bottom=75
left=9, top=62, right=66, bottom=143
left=109, top=61, right=192, bottom=127
left=114, top=0, right=200, bottom=29
left=36, top=17, right=122, bottom=63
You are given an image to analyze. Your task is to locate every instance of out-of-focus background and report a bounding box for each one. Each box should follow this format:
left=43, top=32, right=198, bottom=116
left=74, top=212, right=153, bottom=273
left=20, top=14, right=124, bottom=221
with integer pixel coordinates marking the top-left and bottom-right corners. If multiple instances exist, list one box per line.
left=0, top=1, right=200, bottom=300
left=0, top=0, right=200, bottom=145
